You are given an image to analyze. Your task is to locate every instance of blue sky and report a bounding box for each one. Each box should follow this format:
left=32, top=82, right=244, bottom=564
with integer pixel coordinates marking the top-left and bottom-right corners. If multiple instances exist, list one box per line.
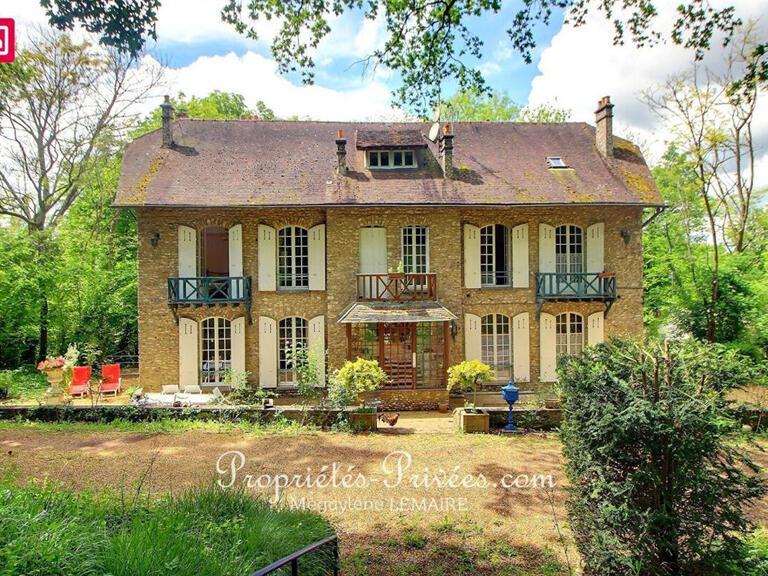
left=145, top=2, right=565, bottom=109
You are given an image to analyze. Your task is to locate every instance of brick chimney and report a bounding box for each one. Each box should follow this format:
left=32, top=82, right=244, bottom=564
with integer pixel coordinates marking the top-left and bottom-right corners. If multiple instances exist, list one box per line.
left=439, top=124, right=454, bottom=179
left=335, top=129, right=347, bottom=175
left=595, top=95, right=614, bottom=157
left=161, top=95, right=174, bottom=148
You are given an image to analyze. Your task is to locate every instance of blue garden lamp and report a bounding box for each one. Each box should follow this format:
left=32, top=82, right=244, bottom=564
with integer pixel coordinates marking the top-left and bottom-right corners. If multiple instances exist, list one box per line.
left=501, top=382, right=520, bottom=431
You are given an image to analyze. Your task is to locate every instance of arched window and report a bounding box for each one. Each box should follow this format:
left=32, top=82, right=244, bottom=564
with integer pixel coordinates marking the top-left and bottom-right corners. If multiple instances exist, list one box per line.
left=278, top=227, right=309, bottom=289
left=555, top=225, right=583, bottom=275
left=401, top=226, right=429, bottom=273
left=556, top=313, right=583, bottom=358
left=199, top=226, right=229, bottom=276
left=279, top=317, right=308, bottom=385
left=481, top=314, right=511, bottom=381
left=480, top=224, right=510, bottom=286
left=200, top=317, right=231, bottom=384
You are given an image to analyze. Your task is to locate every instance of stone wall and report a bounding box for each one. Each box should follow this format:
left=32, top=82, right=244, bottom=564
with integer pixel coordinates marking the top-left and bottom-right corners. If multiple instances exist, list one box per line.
left=136, top=204, right=644, bottom=398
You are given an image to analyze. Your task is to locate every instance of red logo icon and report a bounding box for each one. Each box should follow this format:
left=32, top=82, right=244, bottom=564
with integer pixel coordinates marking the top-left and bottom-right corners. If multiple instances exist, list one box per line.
left=0, top=19, right=15, bottom=63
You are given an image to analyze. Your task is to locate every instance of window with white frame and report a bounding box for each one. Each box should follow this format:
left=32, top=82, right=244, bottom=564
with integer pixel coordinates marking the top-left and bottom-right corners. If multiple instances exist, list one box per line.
left=278, top=226, right=309, bottom=289
left=480, top=224, right=511, bottom=287
left=200, top=317, right=231, bottom=385
left=556, top=313, right=583, bottom=359
left=555, top=225, right=584, bottom=275
left=278, top=316, right=308, bottom=385
left=367, top=150, right=416, bottom=169
left=481, top=314, right=512, bottom=381
left=401, top=226, right=428, bottom=273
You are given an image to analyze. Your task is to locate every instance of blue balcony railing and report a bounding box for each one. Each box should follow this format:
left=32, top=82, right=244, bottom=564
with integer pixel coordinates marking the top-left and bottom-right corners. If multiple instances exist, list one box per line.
left=536, top=272, right=617, bottom=301
left=167, top=276, right=252, bottom=323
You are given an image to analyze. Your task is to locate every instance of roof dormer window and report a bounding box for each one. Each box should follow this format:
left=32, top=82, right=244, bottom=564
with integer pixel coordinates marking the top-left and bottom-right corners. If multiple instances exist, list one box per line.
left=546, top=156, right=567, bottom=169
left=367, top=149, right=417, bottom=170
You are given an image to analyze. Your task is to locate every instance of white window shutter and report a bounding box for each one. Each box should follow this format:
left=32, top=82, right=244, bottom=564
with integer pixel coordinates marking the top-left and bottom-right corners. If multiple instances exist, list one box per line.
left=178, top=318, right=199, bottom=387
left=464, top=313, right=481, bottom=362
left=308, top=224, right=326, bottom=291
left=539, top=224, right=555, bottom=274
left=258, top=316, right=277, bottom=388
left=586, top=222, right=605, bottom=273
left=512, top=223, right=529, bottom=288
left=178, top=226, right=197, bottom=299
left=231, top=316, right=246, bottom=374
left=588, top=311, right=605, bottom=346
left=512, top=312, right=530, bottom=383
left=539, top=313, right=557, bottom=382
left=308, top=315, right=326, bottom=387
left=257, top=225, right=276, bottom=292
left=229, top=224, right=243, bottom=299
left=463, top=224, right=481, bottom=288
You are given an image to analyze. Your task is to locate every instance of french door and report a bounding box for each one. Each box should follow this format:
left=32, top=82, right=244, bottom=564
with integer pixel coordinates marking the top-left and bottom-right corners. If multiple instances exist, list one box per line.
left=349, top=322, right=447, bottom=389
left=555, top=225, right=584, bottom=294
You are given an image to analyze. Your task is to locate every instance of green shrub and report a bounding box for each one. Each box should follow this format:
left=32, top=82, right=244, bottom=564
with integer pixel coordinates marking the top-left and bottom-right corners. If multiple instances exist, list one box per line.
left=328, top=358, right=387, bottom=410
left=559, top=338, right=765, bottom=575
left=446, top=359, right=493, bottom=410
left=0, top=476, right=335, bottom=576
left=0, top=366, right=48, bottom=400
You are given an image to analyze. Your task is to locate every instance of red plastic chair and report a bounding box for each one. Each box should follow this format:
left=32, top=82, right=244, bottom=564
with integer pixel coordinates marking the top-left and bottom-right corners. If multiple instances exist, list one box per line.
left=99, top=364, right=121, bottom=396
left=69, top=366, right=91, bottom=398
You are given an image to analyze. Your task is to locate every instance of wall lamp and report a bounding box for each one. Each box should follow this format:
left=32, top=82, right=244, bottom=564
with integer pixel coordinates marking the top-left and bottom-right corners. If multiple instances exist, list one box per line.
left=150, top=232, right=160, bottom=247
left=451, top=320, right=458, bottom=339
left=620, top=230, right=631, bottom=245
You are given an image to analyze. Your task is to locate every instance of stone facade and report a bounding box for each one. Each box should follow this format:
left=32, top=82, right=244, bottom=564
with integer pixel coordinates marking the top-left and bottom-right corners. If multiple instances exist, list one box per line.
left=136, top=204, right=644, bottom=406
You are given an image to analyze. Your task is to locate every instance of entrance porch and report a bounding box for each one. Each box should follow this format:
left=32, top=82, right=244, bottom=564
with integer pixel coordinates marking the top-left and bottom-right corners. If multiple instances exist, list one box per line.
left=339, top=301, right=456, bottom=392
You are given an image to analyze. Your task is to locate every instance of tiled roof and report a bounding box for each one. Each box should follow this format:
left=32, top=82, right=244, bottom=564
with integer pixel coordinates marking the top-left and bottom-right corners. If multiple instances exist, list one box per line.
left=355, top=127, right=426, bottom=149
left=338, top=301, right=458, bottom=323
left=114, top=120, right=662, bottom=207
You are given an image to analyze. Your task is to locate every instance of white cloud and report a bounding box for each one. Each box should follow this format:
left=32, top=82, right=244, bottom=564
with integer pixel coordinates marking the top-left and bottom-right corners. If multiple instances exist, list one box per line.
left=527, top=0, right=768, bottom=187
left=477, top=62, right=502, bottom=77
left=160, top=51, right=400, bottom=121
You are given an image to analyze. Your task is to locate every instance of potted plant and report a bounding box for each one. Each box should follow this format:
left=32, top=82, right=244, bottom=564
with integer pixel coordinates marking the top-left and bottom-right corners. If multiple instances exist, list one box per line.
left=36, top=355, right=65, bottom=386
left=447, top=360, right=494, bottom=433
left=328, top=358, right=388, bottom=431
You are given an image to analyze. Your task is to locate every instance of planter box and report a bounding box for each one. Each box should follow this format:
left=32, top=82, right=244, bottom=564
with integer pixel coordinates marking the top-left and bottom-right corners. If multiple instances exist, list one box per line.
left=455, top=408, right=489, bottom=433
left=349, top=411, right=378, bottom=431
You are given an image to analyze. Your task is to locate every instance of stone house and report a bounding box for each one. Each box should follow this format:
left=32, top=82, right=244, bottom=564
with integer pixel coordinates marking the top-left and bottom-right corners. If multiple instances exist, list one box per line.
left=115, top=96, right=663, bottom=409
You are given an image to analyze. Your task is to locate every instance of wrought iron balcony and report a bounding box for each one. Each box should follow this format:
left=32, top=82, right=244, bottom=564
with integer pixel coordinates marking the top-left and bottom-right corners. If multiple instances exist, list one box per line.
left=167, top=276, right=252, bottom=322
left=536, top=272, right=617, bottom=302
left=356, top=273, right=437, bottom=301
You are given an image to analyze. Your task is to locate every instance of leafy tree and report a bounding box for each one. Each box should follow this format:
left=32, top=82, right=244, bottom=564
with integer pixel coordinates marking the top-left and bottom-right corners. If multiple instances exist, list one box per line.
left=442, top=90, right=520, bottom=121
left=0, top=30, right=158, bottom=361
left=136, top=91, right=275, bottom=134
left=559, top=338, right=765, bottom=575
left=41, top=1, right=760, bottom=115
left=519, top=103, right=572, bottom=123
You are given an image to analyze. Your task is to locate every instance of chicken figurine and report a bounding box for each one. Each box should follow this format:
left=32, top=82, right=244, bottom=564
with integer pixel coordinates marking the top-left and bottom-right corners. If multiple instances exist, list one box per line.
left=378, top=412, right=399, bottom=426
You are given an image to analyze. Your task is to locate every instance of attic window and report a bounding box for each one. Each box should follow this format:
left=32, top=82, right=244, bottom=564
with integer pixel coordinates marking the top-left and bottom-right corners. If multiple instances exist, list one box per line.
left=546, top=156, right=567, bottom=169
left=367, top=150, right=416, bottom=169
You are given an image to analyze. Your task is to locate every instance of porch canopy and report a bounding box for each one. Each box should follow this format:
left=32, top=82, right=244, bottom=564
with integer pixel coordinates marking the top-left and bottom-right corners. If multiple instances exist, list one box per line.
left=338, top=301, right=457, bottom=324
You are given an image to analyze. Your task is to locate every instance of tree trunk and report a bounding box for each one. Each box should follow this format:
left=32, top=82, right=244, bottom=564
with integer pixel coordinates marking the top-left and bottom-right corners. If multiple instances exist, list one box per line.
left=37, top=295, right=48, bottom=363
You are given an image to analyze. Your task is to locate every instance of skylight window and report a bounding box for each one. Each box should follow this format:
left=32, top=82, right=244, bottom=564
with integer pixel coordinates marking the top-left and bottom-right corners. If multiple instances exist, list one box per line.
left=546, top=156, right=567, bottom=169
left=368, top=150, right=417, bottom=169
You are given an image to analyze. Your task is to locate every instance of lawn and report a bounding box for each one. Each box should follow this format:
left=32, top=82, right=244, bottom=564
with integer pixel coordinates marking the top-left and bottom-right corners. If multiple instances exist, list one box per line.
left=3, top=422, right=767, bottom=575
left=0, top=423, right=570, bottom=576
left=0, top=478, right=334, bottom=576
